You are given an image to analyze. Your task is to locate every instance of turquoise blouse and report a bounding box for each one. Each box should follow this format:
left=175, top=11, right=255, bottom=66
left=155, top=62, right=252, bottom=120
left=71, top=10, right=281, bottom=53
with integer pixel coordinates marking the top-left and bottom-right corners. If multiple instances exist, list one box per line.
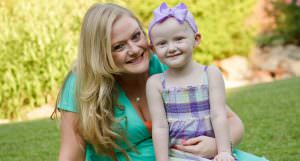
left=58, top=54, right=167, bottom=161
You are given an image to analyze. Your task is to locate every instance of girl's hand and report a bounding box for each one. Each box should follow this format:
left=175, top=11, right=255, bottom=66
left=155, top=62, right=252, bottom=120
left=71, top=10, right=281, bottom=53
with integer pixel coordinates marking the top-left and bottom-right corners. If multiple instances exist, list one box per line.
left=213, top=152, right=235, bottom=161
left=173, top=136, right=218, bottom=158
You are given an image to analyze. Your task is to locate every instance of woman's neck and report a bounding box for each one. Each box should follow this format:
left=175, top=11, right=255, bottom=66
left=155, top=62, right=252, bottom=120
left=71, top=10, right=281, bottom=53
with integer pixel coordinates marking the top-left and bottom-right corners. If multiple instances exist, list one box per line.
left=115, top=72, right=149, bottom=88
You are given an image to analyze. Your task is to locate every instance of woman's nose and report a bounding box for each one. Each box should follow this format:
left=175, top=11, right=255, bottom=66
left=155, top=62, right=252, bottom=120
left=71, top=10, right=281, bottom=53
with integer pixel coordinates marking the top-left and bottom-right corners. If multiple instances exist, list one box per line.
left=127, top=41, right=140, bottom=56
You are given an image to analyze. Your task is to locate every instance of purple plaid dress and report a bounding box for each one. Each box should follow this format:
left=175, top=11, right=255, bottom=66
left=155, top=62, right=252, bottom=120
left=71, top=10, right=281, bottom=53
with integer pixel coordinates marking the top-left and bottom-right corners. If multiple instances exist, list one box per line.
left=161, top=66, right=214, bottom=161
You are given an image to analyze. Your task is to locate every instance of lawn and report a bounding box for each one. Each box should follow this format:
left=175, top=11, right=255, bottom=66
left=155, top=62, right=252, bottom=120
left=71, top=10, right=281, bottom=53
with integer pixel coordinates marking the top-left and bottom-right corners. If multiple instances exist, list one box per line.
left=0, top=77, right=299, bottom=161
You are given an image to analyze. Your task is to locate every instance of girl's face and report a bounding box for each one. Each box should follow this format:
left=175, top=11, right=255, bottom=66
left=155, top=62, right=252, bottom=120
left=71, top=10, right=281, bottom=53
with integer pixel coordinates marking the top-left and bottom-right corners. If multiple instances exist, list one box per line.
left=150, top=18, right=200, bottom=68
left=111, top=16, right=150, bottom=74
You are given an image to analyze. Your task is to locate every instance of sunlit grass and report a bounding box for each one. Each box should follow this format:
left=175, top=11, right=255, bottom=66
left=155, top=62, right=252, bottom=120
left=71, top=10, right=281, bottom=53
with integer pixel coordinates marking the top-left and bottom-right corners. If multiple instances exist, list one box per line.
left=227, top=76, right=300, bottom=161
left=0, top=119, right=60, bottom=161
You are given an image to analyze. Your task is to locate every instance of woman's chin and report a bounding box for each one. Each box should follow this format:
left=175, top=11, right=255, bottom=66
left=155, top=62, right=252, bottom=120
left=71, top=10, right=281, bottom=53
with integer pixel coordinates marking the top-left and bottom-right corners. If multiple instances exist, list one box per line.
left=118, top=51, right=150, bottom=74
left=124, top=63, right=149, bottom=74
left=124, top=61, right=150, bottom=74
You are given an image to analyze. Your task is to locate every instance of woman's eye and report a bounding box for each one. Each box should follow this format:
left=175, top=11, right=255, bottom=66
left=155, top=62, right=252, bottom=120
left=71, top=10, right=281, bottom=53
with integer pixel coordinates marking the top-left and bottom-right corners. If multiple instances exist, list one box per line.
left=113, top=44, right=125, bottom=52
left=132, top=32, right=141, bottom=41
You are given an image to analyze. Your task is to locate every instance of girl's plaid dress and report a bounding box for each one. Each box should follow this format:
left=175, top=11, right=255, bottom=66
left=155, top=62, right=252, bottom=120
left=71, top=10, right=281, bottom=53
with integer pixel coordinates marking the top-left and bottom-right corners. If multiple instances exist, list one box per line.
left=161, top=66, right=215, bottom=161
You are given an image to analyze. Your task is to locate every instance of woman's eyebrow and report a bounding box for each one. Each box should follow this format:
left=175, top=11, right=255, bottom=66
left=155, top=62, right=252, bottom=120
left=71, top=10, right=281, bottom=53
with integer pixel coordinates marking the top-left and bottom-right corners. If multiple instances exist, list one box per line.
left=112, top=28, right=141, bottom=45
left=132, top=28, right=141, bottom=35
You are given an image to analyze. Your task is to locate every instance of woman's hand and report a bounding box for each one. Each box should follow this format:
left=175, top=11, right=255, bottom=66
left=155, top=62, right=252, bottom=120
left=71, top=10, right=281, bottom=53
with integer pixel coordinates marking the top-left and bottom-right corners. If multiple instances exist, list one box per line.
left=173, top=105, right=244, bottom=159
left=173, top=136, right=218, bottom=158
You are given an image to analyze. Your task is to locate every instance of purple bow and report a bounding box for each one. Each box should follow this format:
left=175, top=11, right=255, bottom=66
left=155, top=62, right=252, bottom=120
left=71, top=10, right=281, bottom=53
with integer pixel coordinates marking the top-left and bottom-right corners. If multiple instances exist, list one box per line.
left=148, top=2, right=198, bottom=44
left=153, top=2, right=188, bottom=24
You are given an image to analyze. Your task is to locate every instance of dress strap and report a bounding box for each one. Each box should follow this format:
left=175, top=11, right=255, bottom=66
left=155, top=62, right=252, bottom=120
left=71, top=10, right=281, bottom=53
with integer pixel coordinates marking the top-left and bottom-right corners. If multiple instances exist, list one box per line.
left=160, top=73, right=166, bottom=89
left=203, top=66, right=209, bottom=85
left=204, top=65, right=208, bottom=71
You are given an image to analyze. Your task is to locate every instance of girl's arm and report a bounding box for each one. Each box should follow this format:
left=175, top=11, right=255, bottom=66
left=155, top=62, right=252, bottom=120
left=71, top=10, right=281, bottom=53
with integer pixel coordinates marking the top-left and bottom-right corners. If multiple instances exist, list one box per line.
left=146, top=75, right=169, bottom=161
left=207, top=65, right=232, bottom=156
left=58, top=111, right=86, bottom=161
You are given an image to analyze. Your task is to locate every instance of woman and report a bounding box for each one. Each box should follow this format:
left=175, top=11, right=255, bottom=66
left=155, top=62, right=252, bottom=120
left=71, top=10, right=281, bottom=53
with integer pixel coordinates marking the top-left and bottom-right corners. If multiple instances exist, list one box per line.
left=55, top=3, right=267, bottom=161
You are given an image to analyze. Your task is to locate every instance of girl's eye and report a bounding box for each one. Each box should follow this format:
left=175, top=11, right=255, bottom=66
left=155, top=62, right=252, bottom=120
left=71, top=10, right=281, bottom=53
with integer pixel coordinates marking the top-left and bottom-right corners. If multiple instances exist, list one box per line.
left=132, top=32, right=141, bottom=41
left=175, top=37, right=184, bottom=41
left=112, top=44, right=125, bottom=52
left=157, top=41, right=166, bottom=46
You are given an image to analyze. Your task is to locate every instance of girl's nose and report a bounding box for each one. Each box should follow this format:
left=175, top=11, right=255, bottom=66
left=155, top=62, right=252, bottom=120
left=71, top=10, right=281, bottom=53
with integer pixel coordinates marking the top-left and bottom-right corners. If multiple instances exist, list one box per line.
left=167, top=43, right=177, bottom=53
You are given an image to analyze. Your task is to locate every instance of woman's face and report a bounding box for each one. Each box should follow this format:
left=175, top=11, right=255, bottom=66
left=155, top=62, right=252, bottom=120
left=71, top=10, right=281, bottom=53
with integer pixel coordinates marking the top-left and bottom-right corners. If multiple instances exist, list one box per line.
left=111, top=16, right=150, bottom=74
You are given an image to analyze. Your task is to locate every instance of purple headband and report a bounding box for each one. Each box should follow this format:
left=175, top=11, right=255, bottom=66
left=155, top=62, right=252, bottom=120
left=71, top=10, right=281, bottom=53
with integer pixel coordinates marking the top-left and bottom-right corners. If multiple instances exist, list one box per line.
left=148, top=2, right=198, bottom=44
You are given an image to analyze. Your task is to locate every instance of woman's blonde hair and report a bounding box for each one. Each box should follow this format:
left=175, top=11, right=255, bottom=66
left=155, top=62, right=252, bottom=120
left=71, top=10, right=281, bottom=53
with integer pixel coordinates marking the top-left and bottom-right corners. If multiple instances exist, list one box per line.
left=53, top=3, right=145, bottom=160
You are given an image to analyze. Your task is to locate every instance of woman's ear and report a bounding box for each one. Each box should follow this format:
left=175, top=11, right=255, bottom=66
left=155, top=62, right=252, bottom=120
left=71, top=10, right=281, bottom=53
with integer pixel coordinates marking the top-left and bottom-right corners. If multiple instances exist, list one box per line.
left=193, top=33, right=201, bottom=48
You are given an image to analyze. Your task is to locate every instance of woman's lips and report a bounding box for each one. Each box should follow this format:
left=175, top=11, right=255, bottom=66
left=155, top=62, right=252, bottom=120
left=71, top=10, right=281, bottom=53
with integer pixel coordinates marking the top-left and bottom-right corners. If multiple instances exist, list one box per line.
left=126, top=52, right=144, bottom=64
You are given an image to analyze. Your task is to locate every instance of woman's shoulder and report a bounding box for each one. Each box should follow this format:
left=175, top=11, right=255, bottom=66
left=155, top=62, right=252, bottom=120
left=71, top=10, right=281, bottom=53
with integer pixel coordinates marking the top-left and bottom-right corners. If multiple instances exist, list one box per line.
left=57, top=71, right=78, bottom=112
left=149, top=53, right=168, bottom=75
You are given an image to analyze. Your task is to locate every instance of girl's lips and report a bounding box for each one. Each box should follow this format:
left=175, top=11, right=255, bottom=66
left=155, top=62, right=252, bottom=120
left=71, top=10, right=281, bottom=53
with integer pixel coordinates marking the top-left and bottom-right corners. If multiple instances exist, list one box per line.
left=167, top=53, right=182, bottom=58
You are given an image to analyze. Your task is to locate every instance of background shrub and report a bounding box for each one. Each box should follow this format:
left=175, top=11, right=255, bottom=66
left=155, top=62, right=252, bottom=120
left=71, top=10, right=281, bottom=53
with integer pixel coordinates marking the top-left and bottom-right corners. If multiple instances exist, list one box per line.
left=0, top=0, right=91, bottom=119
left=257, top=0, right=300, bottom=46
left=0, top=0, right=257, bottom=119
left=129, top=0, right=257, bottom=63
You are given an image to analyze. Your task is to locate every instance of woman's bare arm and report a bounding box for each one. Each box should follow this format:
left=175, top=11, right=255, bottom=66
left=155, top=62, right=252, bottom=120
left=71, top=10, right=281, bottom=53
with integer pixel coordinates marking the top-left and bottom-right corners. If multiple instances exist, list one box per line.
left=225, top=105, right=244, bottom=146
left=58, top=111, right=86, bottom=161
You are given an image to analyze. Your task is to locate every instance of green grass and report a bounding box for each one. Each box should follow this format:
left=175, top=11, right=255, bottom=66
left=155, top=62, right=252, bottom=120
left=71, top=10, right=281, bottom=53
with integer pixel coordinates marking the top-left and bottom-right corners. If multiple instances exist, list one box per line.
left=0, top=119, right=60, bottom=161
left=0, top=77, right=299, bottom=161
left=227, top=77, right=300, bottom=161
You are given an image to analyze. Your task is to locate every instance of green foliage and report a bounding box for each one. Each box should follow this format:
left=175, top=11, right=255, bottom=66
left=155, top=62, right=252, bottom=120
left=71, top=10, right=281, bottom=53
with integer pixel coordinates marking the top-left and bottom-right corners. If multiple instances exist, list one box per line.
left=0, top=0, right=257, bottom=119
left=257, top=0, right=300, bottom=46
left=0, top=0, right=94, bottom=119
left=129, top=0, right=257, bottom=64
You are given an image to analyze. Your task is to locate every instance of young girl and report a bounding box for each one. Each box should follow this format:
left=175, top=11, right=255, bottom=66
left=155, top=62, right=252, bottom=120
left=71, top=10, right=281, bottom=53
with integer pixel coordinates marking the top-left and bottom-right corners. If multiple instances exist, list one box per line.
left=146, top=3, right=235, bottom=161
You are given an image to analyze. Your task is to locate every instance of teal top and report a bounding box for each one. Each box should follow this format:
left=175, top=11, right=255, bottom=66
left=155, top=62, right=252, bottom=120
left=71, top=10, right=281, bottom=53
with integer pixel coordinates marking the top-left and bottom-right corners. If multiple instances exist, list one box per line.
left=58, top=54, right=168, bottom=161
left=58, top=54, right=269, bottom=161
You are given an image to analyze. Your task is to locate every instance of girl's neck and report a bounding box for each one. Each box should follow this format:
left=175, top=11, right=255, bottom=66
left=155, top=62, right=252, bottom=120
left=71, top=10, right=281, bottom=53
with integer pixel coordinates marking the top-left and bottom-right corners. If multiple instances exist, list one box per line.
left=167, top=60, right=197, bottom=77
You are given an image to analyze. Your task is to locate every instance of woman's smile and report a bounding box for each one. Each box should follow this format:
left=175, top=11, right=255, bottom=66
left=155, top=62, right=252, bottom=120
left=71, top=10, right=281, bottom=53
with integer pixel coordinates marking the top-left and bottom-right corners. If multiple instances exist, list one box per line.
left=126, top=52, right=145, bottom=64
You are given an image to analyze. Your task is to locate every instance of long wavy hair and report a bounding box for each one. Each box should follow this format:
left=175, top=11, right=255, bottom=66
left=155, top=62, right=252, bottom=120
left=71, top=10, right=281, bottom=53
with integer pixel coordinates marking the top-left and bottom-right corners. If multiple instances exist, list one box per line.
left=52, top=3, right=145, bottom=160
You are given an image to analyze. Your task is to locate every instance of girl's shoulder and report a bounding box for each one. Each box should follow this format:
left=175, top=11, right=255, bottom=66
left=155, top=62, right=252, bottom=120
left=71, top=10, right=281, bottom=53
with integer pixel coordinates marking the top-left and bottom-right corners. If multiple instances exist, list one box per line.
left=146, top=73, right=163, bottom=91
left=206, top=64, right=221, bottom=72
left=205, top=64, right=223, bottom=78
left=147, top=73, right=162, bottom=85
left=206, top=64, right=225, bottom=89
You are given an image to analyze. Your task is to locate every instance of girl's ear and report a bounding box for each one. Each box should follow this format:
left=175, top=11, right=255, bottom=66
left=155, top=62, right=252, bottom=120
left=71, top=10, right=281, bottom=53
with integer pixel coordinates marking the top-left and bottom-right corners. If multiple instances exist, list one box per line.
left=193, top=33, right=201, bottom=48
